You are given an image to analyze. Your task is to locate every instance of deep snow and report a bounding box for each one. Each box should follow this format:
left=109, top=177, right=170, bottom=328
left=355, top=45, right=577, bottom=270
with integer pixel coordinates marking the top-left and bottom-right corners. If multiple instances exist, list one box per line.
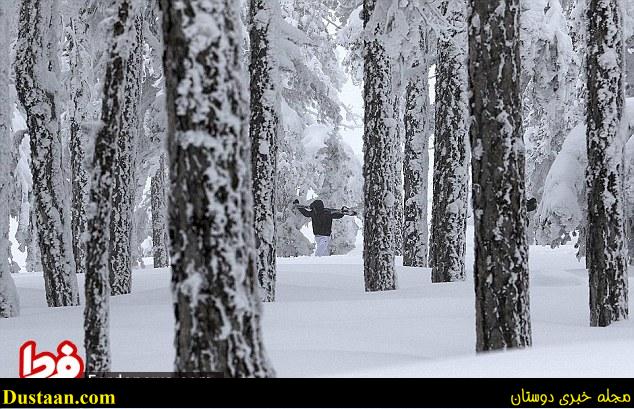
left=2, top=228, right=634, bottom=377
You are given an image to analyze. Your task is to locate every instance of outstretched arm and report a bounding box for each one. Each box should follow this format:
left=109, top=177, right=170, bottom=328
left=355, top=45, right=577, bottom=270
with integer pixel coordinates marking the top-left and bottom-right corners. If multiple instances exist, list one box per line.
left=293, top=200, right=312, bottom=217
left=297, top=206, right=312, bottom=217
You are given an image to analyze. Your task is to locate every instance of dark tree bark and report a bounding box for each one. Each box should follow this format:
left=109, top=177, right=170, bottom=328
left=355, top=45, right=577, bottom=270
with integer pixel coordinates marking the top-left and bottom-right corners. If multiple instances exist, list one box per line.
left=15, top=0, right=79, bottom=307
left=468, top=0, right=532, bottom=351
left=363, top=0, right=397, bottom=291
left=586, top=0, right=628, bottom=327
left=69, top=6, right=92, bottom=276
left=85, top=0, right=139, bottom=372
left=109, top=11, right=143, bottom=296
left=403, top=27, right=433, bottom=268
left=151, top=155, right=169, bottom=268
left=430, top=0, right=469, bottom=282
left=250, top=0, right=279, bottom=302
left=161, top=0, right=275, bottom=377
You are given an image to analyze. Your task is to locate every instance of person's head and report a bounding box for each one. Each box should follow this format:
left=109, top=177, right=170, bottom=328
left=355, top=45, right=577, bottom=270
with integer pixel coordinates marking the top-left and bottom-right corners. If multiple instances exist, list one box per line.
left=310, top=199, right=324, bottom=212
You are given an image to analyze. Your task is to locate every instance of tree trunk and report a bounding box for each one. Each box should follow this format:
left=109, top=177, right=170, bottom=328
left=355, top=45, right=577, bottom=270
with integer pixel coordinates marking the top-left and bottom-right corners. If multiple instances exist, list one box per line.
left=151, top=154, right=169, bottom=268
left=69, top=7, right=92, bottom=276
left=468, top=0, right=532, bottom=351
left=586, top=0, right=628, bottom=327
left=161, top=0, right=275, bottom=377
left=430, top=0, right=469, bottom=282
left=392, top=92, right=404, bottom=257
left=403, top=27, right=433, bottom=268
left=250, top=0, right=279, bottom=302
left=109, top=11, right=143, bottom=296
left=363, top=0, right=397, bottom=291
left=0, top=3, right=19, bottom=318
left=84, top=0, right=140, bottom=372
left=15, top=0, right=79, bottom=307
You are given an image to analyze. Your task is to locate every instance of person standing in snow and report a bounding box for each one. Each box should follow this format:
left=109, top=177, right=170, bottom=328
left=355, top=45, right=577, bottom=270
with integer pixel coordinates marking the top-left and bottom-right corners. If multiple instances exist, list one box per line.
left=294, top=199, right=357, bottom=257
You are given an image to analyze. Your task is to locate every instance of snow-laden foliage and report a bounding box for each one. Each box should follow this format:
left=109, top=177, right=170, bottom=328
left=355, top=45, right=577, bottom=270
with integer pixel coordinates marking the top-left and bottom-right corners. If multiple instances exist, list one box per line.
left=521, top=0, right=579, bottom=209
left=15, top=0, right=80, bottom=307
left=537, top=99, right=634, bottom=255
left=273, top=0, right=361, bottom=257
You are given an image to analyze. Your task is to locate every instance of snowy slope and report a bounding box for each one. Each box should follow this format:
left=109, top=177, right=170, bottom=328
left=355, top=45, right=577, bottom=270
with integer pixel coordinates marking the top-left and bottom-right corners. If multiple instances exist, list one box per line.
left=1, top=228, right=634, bottom=377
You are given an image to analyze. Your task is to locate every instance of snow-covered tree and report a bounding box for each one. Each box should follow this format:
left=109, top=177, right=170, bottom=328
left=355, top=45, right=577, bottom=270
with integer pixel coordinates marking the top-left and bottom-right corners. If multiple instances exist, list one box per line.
left=67, top=3, right=95, bottom=276
left=586, top=0, right=628, bottom=327
left=109, top=10, right=143, bottom=296
left=520, top=0, right=578, bottom=213
left=363, top=0, right=398, bottom=291
left=250, top=0, right=280, bottom=302
left=468, top=0, right=532, bottom=351
left=403, top=26, right=434, bottom=267
left=0, top=3, right=19, bottom=318
left=84, top=0, right=144, bottom=372
left=430, top=0, right=469, bottom=281
left=161, top=0, right=274, bottom=376
left=151, top=155, right=169, bottom=268
left=314, top=128, right=362, bottom=255
left=15, top=0, right=79, bottom=307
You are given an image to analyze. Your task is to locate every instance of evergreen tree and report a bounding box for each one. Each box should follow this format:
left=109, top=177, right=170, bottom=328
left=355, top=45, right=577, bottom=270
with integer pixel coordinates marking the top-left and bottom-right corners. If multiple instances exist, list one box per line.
left=430, top=0, right=469, bottom=282
left=109, top=10, right=143, bottom=296
left=586, top=0, right=628, bottom=327
left=250, top=0, right=280, bottom=302
left=363, top=0, right=397, bottom=291
left=468, top=0, right=532, bottom=351
left=161, top=0, right=274, bottom=376
left=15, top=0, right=79, bottom=307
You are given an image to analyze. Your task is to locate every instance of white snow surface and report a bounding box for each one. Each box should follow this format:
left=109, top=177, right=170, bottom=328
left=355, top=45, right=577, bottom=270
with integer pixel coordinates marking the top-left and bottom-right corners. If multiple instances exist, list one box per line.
left=2, top=228, right=634, bottom=377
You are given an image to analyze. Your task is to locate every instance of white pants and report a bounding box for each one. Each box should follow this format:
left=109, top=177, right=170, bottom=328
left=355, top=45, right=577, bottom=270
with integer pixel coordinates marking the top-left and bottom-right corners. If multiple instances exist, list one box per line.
left=315, top=235, right=331, bottom=257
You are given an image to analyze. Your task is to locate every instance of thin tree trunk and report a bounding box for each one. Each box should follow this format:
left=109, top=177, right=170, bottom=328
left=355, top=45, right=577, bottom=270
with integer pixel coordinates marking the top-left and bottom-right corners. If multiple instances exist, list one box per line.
left=109, top=12, right=143, bottom=296
left=403, top=28, right=433, bottom=268
left=586, top=0, right=628, bottom=327
left=15, top=0, right=79, bottom=307
left=85, top=0, right=139, bottom=372
left=69, top=7, right=92, bottom=276
left=468, top=0, right=532, bottom=351
left=161, top=0, right=275, bottom=377
left=430, top=0, right=469, bottom=282
left=250, top=0, right=279, bottom=302
left=0, top=3, right=19, bottom=318
left=151, top=155, right=169, bottom=268
left=363, top=0, right=397, bottom=291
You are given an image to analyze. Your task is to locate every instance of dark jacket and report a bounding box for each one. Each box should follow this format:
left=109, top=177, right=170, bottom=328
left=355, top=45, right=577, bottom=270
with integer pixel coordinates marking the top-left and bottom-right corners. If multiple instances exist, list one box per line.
left=297, top=200, right=344, bottom=236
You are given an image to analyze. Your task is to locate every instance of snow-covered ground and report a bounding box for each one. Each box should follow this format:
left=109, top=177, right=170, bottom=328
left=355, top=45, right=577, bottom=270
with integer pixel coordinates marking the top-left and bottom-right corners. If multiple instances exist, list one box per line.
left=2, top=229, right=634, bottom=377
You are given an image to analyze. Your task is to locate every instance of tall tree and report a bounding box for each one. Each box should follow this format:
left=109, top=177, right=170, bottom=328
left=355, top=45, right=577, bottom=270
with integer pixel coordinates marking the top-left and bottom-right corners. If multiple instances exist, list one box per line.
left=15, top=0, right=79, bottom=307
left=363, top=0, right=397, bottom=292
left=0, top=2, right=19, bottom=318
left=403, top=27, right=434, bottom=267
left=430, top=0, right=469, bottom=282
left=151, top=155, right=169, bottom=268
left=109, top=10, right=143, bottom=296
left=586, top=0, right=628, bottom=327
left=84, top=0, right=140, bottom=372
left=250, top=0, right=280, bottom=302
left=68, top=5, right=93, bottom=276
left=468, top=0, right=532, bottom=351
left=161, top=0, right=274, bottom=376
